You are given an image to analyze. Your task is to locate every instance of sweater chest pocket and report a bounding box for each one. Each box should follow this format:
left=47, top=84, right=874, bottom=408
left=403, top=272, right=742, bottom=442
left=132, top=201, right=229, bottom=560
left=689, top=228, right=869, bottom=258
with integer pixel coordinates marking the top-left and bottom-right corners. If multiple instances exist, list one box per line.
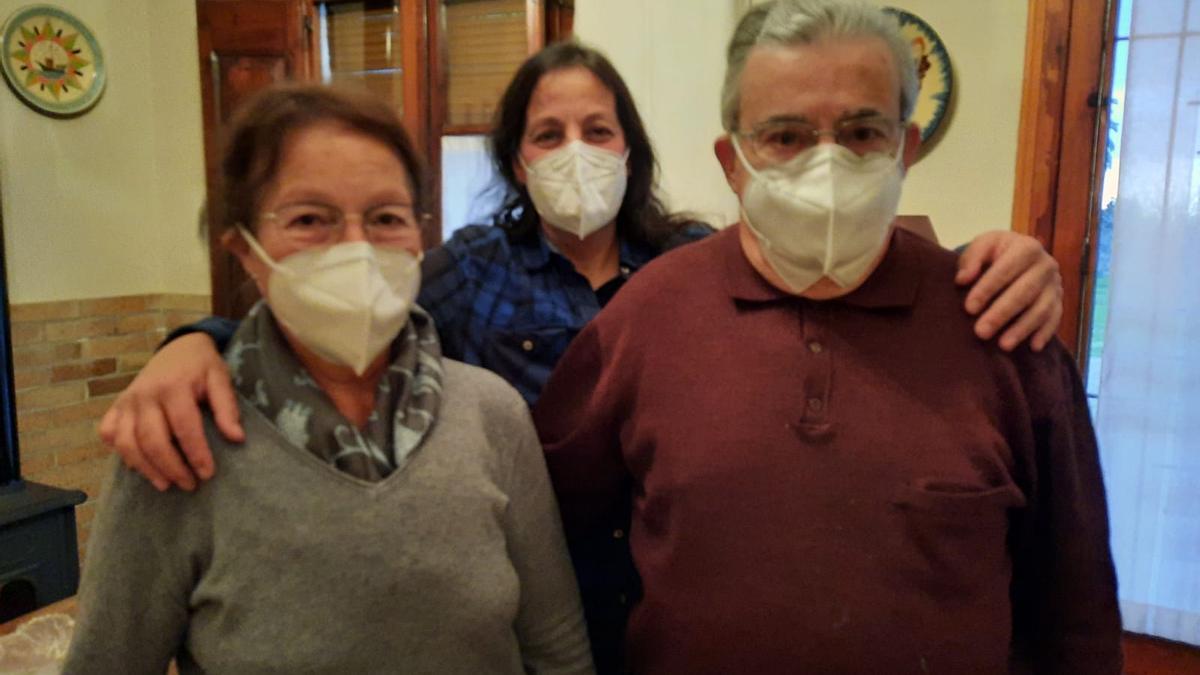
left=886, top=479, right=1026, bottom=595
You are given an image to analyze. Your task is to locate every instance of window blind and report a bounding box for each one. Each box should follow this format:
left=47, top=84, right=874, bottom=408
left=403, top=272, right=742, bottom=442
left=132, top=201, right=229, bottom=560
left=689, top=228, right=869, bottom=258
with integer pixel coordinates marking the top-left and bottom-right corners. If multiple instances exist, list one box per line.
left=321, top=1, right=405, bottom=114
left=445, top=0, right=528, bottom=127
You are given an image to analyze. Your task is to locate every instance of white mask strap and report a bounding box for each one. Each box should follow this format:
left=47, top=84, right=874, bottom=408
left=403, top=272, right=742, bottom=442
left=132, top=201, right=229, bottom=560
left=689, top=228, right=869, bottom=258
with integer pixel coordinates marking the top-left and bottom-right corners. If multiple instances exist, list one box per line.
left=729, top=134, right=764, bottom=181
left=236, top=225, right=284, bottom=273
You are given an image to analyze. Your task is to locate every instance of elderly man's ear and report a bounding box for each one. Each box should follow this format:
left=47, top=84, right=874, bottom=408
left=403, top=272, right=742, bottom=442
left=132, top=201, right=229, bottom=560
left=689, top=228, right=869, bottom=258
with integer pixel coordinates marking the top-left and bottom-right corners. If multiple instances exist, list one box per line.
left=902, top=123, right=922, bottom=170
left=713, top=135, right=741, bottom=192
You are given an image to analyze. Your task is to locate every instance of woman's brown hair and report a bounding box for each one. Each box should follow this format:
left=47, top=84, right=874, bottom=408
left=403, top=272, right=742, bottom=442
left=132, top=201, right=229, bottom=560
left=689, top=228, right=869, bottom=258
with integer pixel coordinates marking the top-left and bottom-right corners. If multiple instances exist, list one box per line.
left=218, top=83, right=425, bottom=235
left=487, top=42, right=703, bottom=249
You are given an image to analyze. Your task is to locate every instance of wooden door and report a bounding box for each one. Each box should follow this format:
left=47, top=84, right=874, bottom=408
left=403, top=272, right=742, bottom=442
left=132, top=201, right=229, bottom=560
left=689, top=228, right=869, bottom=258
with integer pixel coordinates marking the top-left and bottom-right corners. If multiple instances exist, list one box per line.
left=196, top=0, right=315, bottom=318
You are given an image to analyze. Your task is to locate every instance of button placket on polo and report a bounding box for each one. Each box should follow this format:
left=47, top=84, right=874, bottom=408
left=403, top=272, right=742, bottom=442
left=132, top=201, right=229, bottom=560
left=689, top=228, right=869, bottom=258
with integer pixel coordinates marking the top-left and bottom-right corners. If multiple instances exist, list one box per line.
left=798, top=303, right=833, bottom=431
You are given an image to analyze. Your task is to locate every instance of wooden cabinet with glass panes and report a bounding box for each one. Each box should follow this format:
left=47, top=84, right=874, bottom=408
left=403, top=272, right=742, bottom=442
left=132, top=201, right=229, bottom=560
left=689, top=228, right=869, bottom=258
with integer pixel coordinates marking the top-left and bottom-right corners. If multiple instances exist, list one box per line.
left=195, top=0, right=573, bottom=318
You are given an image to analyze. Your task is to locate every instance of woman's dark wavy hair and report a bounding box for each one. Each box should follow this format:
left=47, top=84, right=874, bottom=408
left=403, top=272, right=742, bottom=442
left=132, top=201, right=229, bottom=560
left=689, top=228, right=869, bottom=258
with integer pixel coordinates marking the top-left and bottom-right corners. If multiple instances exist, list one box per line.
left=218, top=83, right=425, bottom=236
left=488, top=41, right=692, bottom=249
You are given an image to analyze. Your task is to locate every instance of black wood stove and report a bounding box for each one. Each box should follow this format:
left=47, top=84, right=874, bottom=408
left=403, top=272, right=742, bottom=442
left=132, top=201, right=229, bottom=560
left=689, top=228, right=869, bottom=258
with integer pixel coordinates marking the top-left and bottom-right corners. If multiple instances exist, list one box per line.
left=0, top=215, right=85, bottom=624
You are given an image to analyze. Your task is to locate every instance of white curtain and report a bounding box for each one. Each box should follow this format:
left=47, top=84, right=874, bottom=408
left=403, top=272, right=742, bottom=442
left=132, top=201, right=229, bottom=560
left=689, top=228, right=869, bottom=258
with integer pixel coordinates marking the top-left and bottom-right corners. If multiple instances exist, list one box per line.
left=1096, top=0, right=1200, bottom=645
left=441, top=135, right=504, bottom=239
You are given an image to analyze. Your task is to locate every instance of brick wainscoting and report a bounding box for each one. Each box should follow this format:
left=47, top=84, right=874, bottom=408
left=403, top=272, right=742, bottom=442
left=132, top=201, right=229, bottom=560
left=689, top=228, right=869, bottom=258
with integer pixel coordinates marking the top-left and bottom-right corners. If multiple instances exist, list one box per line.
left=10, top=294, right=211, bottom=559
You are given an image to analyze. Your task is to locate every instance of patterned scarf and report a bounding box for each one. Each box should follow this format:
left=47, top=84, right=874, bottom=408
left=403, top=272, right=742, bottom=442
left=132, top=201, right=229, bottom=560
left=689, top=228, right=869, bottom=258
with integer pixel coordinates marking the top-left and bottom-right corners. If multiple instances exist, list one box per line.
left=226, top=302, right=444, bottom=481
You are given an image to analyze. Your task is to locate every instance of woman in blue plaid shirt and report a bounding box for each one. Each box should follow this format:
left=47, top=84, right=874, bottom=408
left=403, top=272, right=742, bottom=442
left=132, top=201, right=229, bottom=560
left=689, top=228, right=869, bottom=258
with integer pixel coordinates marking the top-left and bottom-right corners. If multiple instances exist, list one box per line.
left=100, top=41, right=1065, bottom=675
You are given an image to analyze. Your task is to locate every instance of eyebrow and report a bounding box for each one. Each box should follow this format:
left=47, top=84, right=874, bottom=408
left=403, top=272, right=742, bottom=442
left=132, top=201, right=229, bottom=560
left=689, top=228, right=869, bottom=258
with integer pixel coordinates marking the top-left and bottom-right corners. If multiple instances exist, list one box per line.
left=271, top=197, right=415, bottom=211
left=525, top=110, right=618, bottom=132
left=758, top=108, right=886, bottom=127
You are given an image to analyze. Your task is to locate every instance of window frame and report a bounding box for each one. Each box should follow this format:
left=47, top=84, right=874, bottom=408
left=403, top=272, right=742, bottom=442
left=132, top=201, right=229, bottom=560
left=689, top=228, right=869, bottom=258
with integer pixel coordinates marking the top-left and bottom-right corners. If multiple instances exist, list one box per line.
left=1011, top=0, right=1120, bottom=362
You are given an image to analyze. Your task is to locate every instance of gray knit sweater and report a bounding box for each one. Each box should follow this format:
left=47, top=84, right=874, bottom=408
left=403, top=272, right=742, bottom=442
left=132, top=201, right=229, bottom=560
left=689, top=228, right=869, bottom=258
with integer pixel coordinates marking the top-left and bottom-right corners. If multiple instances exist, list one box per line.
left=63, top=359, right=593, bottom=675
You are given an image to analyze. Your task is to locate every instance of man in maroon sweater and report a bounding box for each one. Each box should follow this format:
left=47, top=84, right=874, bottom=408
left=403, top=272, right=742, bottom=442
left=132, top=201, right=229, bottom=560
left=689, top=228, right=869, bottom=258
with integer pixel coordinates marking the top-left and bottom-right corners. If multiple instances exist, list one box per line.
left=533, top=1, right=1123, bottom=673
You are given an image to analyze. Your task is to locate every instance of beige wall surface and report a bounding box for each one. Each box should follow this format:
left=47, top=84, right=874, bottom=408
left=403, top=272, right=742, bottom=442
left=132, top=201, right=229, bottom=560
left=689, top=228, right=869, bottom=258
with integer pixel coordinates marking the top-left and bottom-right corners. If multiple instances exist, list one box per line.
left=0, top=0, right=210, bottom=304
left=883, top=0, right=1027, bottom=246
left=576, top=0, right=1028, bottom=246
left=574, top=0, right=743, bottom=229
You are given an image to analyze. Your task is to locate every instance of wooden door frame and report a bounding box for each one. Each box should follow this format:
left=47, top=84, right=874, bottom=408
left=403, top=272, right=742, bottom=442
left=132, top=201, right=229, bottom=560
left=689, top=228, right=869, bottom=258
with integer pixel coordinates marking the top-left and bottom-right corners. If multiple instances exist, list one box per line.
left=197, top=0, right=316, bottom=319
left=1011, top=0, right=1119, bottom=361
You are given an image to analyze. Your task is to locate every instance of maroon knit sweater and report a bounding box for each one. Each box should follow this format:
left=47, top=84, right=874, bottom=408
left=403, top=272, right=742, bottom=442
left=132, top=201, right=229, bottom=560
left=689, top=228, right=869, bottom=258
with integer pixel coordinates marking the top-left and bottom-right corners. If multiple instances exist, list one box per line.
left=535, top=226, right=1122, bottom=675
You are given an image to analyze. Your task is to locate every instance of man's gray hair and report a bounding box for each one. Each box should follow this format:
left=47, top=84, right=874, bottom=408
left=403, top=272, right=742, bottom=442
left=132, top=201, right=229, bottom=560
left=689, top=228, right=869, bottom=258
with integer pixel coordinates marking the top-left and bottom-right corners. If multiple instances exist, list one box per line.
left=720, top=0, right=920, bottom=131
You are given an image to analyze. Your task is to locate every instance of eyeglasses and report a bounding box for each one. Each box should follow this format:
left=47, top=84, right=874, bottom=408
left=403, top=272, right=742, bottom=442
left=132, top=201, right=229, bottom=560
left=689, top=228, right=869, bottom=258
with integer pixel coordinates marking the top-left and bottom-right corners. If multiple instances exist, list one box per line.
left=736, top=115, right=903, bottom=166
left=258, top=203, right=419, bottom=247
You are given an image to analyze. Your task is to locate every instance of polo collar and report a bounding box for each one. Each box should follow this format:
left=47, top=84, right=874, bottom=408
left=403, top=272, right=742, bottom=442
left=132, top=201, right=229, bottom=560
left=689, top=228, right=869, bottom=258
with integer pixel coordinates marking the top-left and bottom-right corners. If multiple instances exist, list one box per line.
left=722, top=224, right=922, bottom=309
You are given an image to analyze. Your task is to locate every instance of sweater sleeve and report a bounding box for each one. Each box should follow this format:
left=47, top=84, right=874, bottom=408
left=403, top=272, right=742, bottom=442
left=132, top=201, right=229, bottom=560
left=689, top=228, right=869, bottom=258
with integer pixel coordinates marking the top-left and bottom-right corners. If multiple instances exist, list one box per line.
left=500, top=397, right=595, bottom=675
left=62, top=460, right=207, bottom=675
left=161, top=316, right=240, bottom=352
left=417, top=243, right=473, bottom=361
left=1009, top=343, right=1123, bottom=673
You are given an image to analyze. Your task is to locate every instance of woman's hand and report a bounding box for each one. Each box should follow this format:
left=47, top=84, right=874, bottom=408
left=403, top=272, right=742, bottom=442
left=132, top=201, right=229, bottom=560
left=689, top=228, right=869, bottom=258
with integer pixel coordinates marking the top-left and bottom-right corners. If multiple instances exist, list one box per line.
left=98, top=333, right=243, bottom=491
left=956, top=231, right=1064, bottom=352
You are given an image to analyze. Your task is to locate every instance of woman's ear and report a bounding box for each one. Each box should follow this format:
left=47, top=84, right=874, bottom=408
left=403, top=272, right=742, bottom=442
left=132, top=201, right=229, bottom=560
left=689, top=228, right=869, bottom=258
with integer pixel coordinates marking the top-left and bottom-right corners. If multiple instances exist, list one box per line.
left=222, top=228, right=269, bottom=297
left=221, top=228, right=249, bottom=259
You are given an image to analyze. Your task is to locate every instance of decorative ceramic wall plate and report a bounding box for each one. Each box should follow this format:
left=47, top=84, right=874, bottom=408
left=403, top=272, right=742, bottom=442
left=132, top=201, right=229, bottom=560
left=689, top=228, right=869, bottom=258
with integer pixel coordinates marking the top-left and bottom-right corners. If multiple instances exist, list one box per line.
left=883, top=7, right=952, bottom=144
left=0, top=5, right=105, bottom=117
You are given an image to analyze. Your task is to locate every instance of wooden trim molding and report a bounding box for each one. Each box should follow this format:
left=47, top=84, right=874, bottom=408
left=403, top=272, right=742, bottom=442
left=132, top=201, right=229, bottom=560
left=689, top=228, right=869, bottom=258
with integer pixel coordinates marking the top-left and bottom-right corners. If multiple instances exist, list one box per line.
left=1012, top=0, right=1072, bottom=244
left=1011, top=0, right=1117, bottom=357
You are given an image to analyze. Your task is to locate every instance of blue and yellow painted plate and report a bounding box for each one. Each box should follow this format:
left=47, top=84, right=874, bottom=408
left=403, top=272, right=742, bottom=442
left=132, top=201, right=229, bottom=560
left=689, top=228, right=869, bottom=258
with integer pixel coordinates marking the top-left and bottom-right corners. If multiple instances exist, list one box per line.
left=1, top=5, right=106, bottom=116
left=883, top=7, right=953, bottom=144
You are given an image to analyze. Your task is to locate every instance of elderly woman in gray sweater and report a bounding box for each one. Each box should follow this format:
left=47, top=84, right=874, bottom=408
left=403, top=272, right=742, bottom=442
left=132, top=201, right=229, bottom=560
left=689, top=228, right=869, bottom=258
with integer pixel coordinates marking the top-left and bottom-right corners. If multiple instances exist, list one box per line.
left=62, top=84, right=592, bottom=675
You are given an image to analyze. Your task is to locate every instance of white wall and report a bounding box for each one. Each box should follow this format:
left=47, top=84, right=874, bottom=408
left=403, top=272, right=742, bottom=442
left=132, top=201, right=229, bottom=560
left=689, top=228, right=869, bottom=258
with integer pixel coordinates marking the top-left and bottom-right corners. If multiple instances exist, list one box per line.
left=0, top=1, right=209, bottom=303
left=575, top=0, right=1028, bottom=246
left=574, top=0, right=743, bottom=228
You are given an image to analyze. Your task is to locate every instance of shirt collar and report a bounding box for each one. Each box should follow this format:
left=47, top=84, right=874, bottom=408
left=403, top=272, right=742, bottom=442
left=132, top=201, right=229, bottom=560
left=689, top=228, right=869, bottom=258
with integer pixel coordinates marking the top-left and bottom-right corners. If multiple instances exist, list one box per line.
left=515, top=228, right=658, bottom=274
left=722, top=225, right=921, bottom=309
left=512, top=229, right=554, bottom=270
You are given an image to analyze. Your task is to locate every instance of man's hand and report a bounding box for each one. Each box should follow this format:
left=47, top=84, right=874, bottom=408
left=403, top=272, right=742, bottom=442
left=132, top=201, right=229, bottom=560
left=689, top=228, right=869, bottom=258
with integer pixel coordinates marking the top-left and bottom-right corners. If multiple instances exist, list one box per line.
left=956, top=231, right=1063, bottom=352
left=98, top=333, right=243, bottom=491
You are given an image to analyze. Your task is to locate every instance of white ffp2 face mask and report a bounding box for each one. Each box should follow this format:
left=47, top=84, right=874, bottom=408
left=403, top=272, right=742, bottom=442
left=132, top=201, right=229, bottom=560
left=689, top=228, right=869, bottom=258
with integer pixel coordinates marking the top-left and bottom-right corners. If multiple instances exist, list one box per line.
left=733, top=135, right=904, bottom=293
left=237, top=226, right=421, bottom=375
left=520, top=140, right=629, bottom=239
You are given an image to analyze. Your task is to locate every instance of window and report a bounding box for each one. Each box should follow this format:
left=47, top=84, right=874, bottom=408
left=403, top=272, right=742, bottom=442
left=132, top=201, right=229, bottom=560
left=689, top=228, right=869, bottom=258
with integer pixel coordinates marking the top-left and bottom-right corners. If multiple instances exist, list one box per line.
left=319, top=2, right=406, bottom=111
left=1016, top=0, right=1200, bottom=648
left=444, top=0, right=532, bottom=130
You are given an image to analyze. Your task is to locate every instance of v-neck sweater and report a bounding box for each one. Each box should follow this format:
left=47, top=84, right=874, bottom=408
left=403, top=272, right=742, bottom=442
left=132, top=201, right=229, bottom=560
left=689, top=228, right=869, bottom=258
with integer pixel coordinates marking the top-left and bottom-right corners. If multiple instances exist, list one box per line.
left=64, top=359, right=593, bottom=675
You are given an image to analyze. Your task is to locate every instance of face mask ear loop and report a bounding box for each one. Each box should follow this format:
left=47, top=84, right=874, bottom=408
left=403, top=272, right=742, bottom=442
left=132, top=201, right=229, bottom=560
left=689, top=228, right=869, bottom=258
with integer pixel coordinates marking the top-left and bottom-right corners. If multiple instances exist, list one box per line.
left=236, top=224, right=285, bottom=274
left=730, top=136, right=775, bottom=251
left=730, top=134, right=765, bottom=182
left=518, top=152, right=534, bottom=176
left=895, top=130, right=908, bottom=174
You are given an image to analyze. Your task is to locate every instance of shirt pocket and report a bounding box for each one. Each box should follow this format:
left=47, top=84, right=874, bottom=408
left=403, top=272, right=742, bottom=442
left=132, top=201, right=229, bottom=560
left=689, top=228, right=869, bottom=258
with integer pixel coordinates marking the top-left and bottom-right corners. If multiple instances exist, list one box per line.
left=481, top=325, right=579, bottom=403
left=887, top=479, right=1027, bottom=595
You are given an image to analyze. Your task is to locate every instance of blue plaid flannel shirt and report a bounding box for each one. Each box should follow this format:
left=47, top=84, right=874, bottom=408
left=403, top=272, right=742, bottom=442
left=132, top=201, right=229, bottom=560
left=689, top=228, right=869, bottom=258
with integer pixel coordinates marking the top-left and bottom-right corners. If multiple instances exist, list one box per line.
left=420, top=223, right=712, bottom=406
